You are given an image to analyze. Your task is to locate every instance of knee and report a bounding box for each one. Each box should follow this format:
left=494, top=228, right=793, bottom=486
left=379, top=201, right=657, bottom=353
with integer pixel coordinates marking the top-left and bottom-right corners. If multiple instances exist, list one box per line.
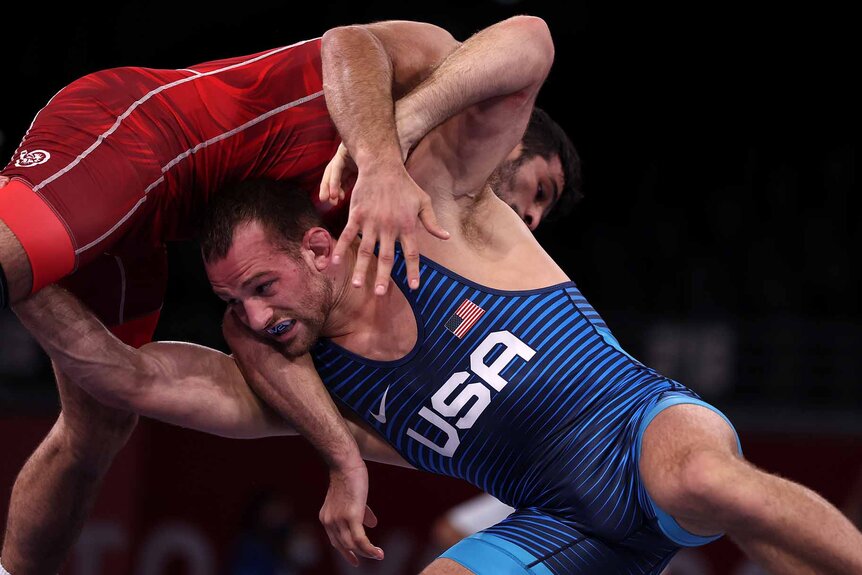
left=56, top=409, right=138, bottom=470
left=677, top=449, right=739, bottom=505
left=660, top=449, right=765, bottom=529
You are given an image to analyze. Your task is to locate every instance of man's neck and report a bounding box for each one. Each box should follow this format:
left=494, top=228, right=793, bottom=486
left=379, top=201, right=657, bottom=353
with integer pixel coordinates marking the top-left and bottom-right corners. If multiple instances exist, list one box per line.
left=320, top=243, right=418, bottom=360
left=321, top=244, right=391, bottom=339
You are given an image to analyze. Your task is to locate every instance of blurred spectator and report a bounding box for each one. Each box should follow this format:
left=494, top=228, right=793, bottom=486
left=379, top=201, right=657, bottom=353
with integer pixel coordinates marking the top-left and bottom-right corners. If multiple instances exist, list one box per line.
left=429, top=493, right=514, bottom=553
left=227, top=491, right=321, bottom=575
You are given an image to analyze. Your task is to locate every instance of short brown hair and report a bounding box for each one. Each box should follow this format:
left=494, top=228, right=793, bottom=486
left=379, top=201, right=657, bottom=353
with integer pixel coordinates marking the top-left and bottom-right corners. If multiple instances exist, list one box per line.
left=200, top=180, right=321, bottom=262
left=522, top=107, right=583, bottom=220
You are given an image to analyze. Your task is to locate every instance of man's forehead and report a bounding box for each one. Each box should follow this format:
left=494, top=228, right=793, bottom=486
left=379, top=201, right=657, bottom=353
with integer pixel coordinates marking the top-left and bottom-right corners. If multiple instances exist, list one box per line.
left=232, top=220, right=273, bottom=246
left=547, top=154, right=565, bottom=195
left=519, top=152, right=564, bottom=190
left=205, top=221, right=278, bottom=279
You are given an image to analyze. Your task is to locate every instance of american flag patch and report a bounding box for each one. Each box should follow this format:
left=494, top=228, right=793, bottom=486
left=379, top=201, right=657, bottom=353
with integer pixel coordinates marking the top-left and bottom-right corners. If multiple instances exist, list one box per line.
left=445, top=299, right=485, bottom=339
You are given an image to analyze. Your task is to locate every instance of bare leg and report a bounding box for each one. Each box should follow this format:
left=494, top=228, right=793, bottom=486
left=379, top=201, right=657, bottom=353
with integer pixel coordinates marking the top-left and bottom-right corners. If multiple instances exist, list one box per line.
left=640, top=404, right=862, bottom=575
left=0, top=219, right=33, bottom=303
left=1, top=365, right=136, bottom=575
left=420, top=558, right=474, bottom=575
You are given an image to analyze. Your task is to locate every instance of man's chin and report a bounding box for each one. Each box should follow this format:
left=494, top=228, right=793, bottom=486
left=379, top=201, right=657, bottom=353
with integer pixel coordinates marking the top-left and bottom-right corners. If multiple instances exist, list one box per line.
left=276, top=331, right=318, bottom=359
left=276, top=341, right=311, bottom=359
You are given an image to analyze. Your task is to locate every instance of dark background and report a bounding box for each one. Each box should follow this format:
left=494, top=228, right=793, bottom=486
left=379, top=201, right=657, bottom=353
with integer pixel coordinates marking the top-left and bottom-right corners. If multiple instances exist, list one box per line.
left=2, top=0, right=859, bottom=415
left=0, top=1, right=860, bottom=573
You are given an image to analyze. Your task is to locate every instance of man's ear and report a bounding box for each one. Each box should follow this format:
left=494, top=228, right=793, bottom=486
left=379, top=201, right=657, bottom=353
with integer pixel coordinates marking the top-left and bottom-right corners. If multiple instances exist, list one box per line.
left=303, top=227, right=333, bottom=271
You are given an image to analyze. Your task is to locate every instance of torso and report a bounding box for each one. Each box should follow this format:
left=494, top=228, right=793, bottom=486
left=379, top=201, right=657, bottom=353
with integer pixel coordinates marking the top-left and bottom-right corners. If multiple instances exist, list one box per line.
left=312, top=247, right=687, bottom=543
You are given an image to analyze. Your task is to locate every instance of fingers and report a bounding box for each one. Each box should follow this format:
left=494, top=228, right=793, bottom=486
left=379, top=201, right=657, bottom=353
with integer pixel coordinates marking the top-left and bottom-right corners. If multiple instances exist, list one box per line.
left=400, top=235, right=421, bottom=290
left=418, top=195, right=450, bottom=241
left=352, top=231, right=377, bottom=288
left=329, top=531, right=360, bottom=567
left=347, top=520, right=384, bottom=561
left=374, top=231, right=395, bottom=296
left=320, top=146, right=355, bottom=206
left=332, top=174, right=442, bottom=293
left=324, top=517, right=383, bottom=566
left=327, top=158, right=345, bottom=206
left=320, top=159, right=343, bottom=206
left=364, top=504, right=378, bottom=528
left=320, top=161, right=333, bottom=203
left=333, top=219, right=361, bottom=267
left=338, top=218, right=421, bottom=293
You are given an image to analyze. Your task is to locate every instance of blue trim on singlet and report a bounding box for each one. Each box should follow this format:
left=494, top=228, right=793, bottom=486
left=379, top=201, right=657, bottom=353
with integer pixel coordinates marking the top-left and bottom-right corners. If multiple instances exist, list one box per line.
left=634, top=394, right=743, bottom=547
left=441, top=532, right=555, bottom=575
left=419, top=253, right=575, bottom=297
left=320, top=251, right=572, bottom=368
left=595, top=325, right=639, bottom=361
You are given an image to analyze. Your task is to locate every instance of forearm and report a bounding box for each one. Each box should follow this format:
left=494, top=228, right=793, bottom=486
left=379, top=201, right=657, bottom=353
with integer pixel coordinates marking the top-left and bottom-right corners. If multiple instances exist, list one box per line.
left=13, top=285, right=148, bottom=405
left=322, top=25, right=404, bottom=173
left=236, top=350, right=364, bottom=471
left=14, top=286, right=292, bottom=439
left=344, top=416, right=413, bottom=469
left=394, top=16, right=554, bottom=153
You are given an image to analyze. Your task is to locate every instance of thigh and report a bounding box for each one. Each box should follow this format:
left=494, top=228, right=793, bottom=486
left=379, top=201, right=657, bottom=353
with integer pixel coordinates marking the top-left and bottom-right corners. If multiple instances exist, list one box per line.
left=1, top=70, right=169, bottom=281
left=637, top=395, right=742, bottom=544
left=50, top=249, right=167, bottom=444
left=60, top=248, right=167, bottom=346
left=421, top=558, right=474, bottom=575
left=54, top=364, right=137, bottom=466
left=0, top=215, right=33, bottom=302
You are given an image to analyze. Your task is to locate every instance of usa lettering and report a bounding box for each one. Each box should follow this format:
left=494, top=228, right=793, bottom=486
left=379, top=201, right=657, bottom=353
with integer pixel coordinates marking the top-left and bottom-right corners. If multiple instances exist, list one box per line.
left=407, top=331, right=535, bottom=457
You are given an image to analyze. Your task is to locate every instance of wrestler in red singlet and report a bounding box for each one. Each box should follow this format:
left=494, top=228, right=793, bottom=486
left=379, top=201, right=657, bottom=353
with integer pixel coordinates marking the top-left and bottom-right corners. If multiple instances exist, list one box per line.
left=0, top=38, right=341, bottom=346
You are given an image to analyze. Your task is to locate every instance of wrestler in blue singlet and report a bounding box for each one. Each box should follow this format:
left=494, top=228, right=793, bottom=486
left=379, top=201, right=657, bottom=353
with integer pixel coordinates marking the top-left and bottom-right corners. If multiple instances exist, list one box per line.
left=312, top=247, right=741, bottom=575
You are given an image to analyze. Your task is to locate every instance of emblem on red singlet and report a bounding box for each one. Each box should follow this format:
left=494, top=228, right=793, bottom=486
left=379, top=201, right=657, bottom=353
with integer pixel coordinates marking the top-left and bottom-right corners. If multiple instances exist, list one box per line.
left=14, top=149, right=51, bottom=167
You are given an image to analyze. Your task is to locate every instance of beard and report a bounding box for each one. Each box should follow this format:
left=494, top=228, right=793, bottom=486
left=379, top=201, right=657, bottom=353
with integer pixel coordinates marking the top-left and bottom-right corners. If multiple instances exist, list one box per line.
left=487, top=154, right=524, bottom=204
left=277, top=272, right=333, bottom=359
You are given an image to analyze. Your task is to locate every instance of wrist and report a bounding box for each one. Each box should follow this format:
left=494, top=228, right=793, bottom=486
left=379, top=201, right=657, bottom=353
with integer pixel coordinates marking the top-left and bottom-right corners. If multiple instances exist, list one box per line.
left=394, top=101, right=425, bottom=158
left=320, top=430, right=366, bottom=472
left=351, top=144, right=404, bottom=173
left=329, top=456, right=367, bottom=476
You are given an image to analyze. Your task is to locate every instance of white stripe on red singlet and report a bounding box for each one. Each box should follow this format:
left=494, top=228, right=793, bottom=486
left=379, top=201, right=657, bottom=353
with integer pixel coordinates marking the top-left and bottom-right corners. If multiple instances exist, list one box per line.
left=73, top=89, right=324, bottom=255
left=33, top=37, right=315, bottom=194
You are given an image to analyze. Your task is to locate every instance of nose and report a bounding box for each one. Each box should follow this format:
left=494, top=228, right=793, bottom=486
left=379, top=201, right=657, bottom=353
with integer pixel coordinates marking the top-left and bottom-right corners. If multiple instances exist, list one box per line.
left=523, top=205, right=541, bottom=231
left=242, top=298, right=273, bottom=332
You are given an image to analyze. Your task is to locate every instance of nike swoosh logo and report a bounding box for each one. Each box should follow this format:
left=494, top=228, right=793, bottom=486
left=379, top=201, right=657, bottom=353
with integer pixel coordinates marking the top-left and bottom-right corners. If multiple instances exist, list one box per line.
left=370, top=385, right=391, bottom=424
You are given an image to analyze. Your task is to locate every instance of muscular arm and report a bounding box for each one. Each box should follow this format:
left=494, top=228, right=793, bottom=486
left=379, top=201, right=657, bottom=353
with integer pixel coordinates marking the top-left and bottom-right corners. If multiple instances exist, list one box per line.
left=14, top=285, right=285, bottom=438
left=321, top=21, right=458, bottom=166
left=341, top=405, right=414, bottom=470
left=321, top=22, right=458, bottom=294
left=323, top=17, right=551, bottom=182
left=417, top=16, right=555, bottom=198
left=319, top=17, right=553, bottom=291
left=12, top=284, right=409, bottom=469
left=221, top=312, right=385, bottom=564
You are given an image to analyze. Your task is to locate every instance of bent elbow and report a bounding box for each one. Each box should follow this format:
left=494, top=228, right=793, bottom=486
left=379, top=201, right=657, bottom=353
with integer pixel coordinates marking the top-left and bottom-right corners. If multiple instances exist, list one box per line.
left=510, top=15, right=555, bottom=84
left=321, top=25, right=370, bottom=60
